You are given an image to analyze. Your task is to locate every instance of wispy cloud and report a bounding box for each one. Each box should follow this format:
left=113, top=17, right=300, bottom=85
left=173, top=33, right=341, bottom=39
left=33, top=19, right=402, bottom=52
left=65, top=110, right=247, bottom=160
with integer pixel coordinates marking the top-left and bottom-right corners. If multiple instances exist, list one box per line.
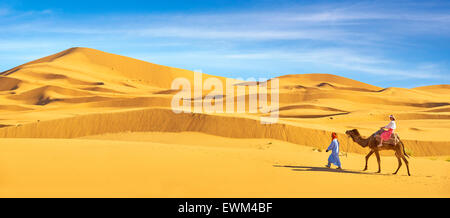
left=224, top=49, right=446, bottom=79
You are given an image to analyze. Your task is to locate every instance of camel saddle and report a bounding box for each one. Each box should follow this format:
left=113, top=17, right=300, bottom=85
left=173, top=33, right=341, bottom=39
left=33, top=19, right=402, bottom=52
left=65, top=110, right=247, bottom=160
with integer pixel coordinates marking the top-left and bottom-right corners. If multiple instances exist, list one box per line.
left=374, top=129, right=400, bottom=146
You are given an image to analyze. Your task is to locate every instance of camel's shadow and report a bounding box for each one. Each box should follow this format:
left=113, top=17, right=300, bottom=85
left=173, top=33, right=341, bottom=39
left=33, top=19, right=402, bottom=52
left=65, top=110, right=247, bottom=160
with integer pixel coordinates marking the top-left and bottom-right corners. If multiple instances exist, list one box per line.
left=273, top=165, right=389, bottom=176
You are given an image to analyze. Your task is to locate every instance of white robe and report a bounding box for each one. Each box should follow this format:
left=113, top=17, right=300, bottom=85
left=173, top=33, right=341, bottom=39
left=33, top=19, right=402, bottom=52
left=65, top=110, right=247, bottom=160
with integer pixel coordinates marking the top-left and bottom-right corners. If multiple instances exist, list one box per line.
left=327, top=139, right=341, bottom=167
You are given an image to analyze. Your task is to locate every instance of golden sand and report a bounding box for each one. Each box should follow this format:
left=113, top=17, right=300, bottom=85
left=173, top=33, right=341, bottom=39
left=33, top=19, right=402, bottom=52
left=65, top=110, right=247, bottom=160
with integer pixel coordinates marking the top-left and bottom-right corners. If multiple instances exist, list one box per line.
left=0, top=48, right=449, bottom=197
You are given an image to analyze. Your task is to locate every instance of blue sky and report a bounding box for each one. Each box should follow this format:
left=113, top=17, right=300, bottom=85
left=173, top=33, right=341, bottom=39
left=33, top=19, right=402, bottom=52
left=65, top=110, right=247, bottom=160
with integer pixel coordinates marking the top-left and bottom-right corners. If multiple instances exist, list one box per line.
left=0, top=0, right=449, bottom=88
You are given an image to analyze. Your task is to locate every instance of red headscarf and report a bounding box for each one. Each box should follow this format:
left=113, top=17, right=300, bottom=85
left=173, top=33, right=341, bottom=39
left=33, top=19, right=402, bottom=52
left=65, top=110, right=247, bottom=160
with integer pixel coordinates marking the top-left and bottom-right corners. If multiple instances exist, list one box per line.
left=331, top=132, right=338, bottom=140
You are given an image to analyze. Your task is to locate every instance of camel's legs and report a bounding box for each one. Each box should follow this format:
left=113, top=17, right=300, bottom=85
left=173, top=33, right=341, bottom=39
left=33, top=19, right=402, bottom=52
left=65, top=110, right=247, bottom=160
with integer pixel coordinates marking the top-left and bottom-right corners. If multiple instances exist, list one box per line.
left=375, top=150, right=381, bottom=173
left=402, top=156, right=411, bottom=176
left=393, top=153, right=402, bottom=175
left=363, top=150, right=375, bottom=171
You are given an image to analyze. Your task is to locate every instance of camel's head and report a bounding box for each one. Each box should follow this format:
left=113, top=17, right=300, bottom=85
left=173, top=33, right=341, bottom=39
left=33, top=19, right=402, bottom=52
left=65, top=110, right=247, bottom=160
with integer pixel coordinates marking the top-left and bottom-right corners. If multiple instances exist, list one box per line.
left=345, top=129, right=368, bottom=148
left=345, top=129, right=360, bottom=137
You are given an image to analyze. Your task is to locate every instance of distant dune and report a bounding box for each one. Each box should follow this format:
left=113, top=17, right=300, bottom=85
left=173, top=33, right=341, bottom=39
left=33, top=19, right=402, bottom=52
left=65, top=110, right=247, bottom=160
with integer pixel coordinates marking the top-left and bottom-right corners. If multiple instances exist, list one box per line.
left=413, top=84, right=450, bottom=95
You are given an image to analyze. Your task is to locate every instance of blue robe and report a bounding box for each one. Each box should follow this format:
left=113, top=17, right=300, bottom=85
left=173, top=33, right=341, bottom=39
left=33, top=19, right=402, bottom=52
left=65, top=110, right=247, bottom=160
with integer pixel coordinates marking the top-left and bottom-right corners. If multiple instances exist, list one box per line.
left=327, top=139, right=341, bottom=167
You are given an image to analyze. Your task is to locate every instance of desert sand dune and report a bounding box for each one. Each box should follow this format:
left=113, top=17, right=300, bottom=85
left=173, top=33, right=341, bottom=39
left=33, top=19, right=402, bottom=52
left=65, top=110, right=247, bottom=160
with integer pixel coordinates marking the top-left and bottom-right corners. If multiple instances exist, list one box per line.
left=1, top=47, right=449, bottom=155
left=278, top=73, right=381, bottom=91
left=413, top=84, right=450, bottom=94
left=0, top=47, right=449, bottom=197
left=0, top=76, right=22, bottom=91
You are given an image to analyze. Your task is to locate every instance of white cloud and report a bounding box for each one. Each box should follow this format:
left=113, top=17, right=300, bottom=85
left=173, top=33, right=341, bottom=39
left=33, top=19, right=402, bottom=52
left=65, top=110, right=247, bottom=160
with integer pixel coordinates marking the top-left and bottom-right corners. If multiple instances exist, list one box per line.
left=224, top=49, right=445, bottom=79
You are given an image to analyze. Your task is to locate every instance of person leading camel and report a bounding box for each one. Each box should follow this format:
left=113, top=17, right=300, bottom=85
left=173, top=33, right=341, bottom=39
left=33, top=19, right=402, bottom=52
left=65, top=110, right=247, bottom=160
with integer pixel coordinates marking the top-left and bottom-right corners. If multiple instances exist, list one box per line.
left=326, top=132, right=342, bottom=170
left=378, top=115, right=396, bottom=147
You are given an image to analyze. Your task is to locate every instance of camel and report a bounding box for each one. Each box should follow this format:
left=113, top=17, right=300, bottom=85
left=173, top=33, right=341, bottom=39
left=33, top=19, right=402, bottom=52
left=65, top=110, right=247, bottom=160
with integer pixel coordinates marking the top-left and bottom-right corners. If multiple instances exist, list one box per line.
left=345, top=129, right=411, bottom=176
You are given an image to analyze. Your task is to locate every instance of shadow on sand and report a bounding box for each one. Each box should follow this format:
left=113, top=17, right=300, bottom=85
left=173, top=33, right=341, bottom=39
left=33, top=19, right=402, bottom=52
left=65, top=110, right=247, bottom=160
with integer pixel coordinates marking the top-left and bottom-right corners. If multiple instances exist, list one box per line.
left=273, top=165, right=389, bottom=176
